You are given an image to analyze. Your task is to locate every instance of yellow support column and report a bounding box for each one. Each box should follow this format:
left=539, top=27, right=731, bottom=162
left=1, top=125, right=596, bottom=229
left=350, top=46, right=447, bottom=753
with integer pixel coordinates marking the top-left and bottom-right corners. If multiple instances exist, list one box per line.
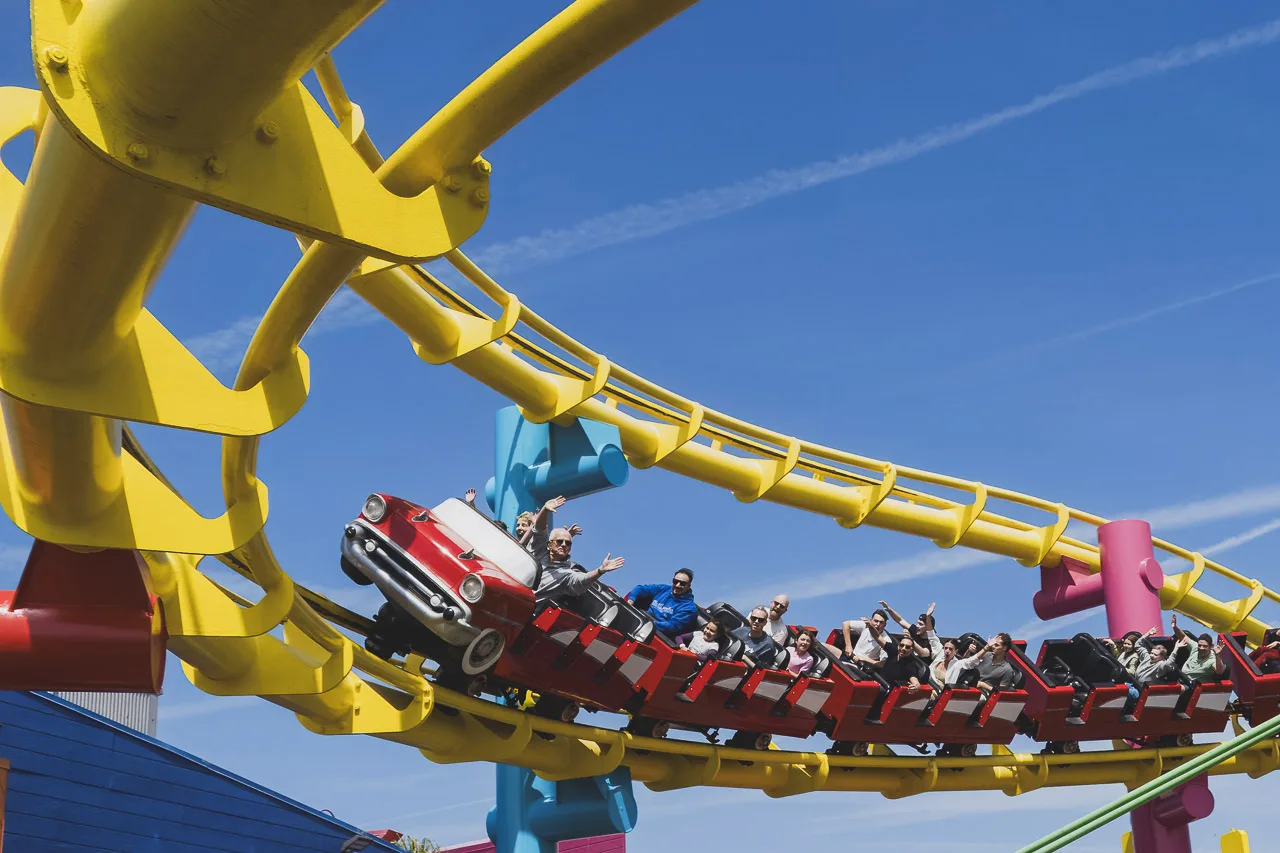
left=0, top=0, right=385, bottom=551
left=1221, top=829, right=1250, bottom=853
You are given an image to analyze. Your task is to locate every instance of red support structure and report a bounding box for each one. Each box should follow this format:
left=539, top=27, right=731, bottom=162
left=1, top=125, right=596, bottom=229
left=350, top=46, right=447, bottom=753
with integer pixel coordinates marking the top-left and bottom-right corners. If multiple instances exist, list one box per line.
left=0, top=541, right=165, bottom=692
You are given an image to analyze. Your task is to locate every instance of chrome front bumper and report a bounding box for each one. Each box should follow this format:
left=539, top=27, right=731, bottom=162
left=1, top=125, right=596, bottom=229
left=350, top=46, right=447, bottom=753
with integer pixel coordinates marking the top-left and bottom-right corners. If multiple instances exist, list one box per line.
left=341, top=521, right=479, bottom=647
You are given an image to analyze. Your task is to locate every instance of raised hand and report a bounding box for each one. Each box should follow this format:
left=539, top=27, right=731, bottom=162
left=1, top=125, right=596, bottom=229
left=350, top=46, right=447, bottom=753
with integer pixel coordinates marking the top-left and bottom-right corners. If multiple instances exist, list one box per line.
left=878, top=600, right=890, bottom=610
left=598, top=554, right=625, bottom=574
left=568, top=523, right=584, bottom=537
left=926, top=602, right=937, bottom=617
left=1215, top=639, right=1227, bottom=656
left=464, top=488, right=476, bottom=505
left=543, top=496, right=567, bottom=514
left=1171, top=614, right=1179, bottom=628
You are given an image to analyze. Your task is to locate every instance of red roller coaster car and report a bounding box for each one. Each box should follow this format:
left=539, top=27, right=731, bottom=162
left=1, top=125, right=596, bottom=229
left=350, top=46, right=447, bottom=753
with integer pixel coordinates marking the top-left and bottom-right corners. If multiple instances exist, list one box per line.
left=341, top=493, right=1262, bottom=753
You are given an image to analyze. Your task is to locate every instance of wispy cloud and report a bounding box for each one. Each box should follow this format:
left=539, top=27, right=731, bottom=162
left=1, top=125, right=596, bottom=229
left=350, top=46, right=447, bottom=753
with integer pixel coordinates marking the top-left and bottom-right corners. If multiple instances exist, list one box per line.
left=185, top=20, right=1280, bottom=370
left=1013, top=608, right=1100, bottom=642
left=1201, top=516, right=1280, bottom=555
left=162, top=695, right=258, bottom=721
left=473, top=19, right=1280, bottom=273
left=185, top=287, right=381, bottom=372
left=741, top=482, right=1280, bottom=604
left=938, top=271, right=1280, bottom=379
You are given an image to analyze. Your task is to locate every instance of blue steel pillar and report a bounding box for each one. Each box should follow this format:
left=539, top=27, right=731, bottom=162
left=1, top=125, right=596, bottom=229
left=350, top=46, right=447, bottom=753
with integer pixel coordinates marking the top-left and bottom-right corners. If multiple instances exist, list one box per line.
left=484, top=407, right=637, bottom=853
left=484, top=406, right=629, bottom=529
left=487, top=765, right=638, bottom=853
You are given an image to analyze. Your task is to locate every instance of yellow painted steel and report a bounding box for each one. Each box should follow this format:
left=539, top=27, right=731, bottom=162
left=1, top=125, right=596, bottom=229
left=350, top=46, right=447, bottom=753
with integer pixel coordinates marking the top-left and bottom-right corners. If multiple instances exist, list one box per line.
left=1, top=0, right=1279, bottom=805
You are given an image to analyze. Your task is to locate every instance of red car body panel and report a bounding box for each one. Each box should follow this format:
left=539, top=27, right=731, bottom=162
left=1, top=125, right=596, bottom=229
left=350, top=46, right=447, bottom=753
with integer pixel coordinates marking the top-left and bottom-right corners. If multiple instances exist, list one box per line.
left=1221, top=632, right=1280, bottom=724
left=1016, top=640, right=1231, bottom=742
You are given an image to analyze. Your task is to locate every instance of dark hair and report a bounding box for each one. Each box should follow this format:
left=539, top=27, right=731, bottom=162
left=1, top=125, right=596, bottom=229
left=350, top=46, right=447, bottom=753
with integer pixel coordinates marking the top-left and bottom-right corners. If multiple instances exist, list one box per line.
left=997, top=632, right=1013, bottom=650
left=918, top=612, right=935, bottom=630
left=1198, top=633, right=1213, bottom=644
left=1123, top=631, right=1141, bottom=643
left=704, top=618, right=724, bottom=640
left=795, top=627, right=815, bottom=642
left=674, top=567, right=694, bottom=582
left=872, top=608, right=890, bottom=622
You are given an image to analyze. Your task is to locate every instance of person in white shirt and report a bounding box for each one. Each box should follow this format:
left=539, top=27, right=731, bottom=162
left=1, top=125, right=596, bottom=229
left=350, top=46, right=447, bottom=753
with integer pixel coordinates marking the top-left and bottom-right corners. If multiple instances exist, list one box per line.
left=879, top=599, right=936, bottom=660
left=764, top=594, right=790, bottom=645
left=683, top=619, right=724, bottom=662
left=826, top=608, right=891, bottom=668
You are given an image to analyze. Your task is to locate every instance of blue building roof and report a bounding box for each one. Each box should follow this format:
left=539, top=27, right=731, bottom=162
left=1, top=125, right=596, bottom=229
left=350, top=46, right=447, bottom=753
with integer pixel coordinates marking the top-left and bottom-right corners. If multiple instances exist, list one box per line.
left=0, top=691, right=403, bottom=853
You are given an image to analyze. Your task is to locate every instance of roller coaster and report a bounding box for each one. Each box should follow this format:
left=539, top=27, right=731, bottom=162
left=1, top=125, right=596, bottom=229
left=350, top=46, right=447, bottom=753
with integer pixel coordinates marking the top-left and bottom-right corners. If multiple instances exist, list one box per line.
left=0, top=2, right=1275, bottom=852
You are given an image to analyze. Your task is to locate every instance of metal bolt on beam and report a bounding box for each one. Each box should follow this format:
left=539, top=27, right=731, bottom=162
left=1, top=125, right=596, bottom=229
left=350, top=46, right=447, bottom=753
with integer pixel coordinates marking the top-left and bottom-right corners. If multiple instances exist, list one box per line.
left=469, top=186, right=490, bottom=206
left=126, top=143, right=150, bottom=164
left=472, top=158, right=492, bottom=178
left=42, top=45, right=69, bottom=71
left=441, top=175, right=462, bottom=193
left=204, top=156, right=226, bottom=178
left=256, top=121, right=280, bottom=144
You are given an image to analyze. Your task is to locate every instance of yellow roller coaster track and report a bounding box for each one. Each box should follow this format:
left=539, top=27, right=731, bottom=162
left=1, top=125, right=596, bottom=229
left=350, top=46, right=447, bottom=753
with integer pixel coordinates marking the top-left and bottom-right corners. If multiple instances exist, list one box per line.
left=1, top=0, right=1277, bottom=800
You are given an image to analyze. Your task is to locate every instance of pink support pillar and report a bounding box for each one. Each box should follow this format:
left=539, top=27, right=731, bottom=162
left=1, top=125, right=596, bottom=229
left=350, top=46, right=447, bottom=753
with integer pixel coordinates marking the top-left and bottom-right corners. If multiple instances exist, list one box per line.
left=1095, top=519, right=1208, bottom=853
left=1097, top=520, right=1165, bottom=639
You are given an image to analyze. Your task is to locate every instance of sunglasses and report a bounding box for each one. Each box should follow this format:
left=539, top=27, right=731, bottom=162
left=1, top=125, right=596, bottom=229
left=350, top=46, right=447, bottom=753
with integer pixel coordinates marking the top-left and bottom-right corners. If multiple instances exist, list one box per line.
left=550, top=539, right=572, bottom=546
left=672, top=578, right=690, bottom=586
left=749, top=616, right=766, bottom=623
left=772, top=602, right=787, bottom=610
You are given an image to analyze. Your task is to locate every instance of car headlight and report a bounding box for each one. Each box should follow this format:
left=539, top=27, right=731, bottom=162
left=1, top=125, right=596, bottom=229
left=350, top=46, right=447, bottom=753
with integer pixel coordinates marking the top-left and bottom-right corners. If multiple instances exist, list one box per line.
left=459, top=573, right=485, bottom=603
left=362, top=494, right=387, bottom=523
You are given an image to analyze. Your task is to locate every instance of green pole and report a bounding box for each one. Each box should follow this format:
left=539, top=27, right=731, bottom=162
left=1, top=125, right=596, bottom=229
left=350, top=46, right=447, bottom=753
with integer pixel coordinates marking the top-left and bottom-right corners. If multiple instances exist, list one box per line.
left=1017, top=713, right=1280, bottom=853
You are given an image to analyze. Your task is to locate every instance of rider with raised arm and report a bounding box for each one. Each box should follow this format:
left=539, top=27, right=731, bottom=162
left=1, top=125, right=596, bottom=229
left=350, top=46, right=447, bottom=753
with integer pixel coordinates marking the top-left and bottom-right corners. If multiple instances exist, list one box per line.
left=879, top=599, right=936, bottom=660
left=830, top=609, right=891, bottom=669
left=535, top=527, right=625, bottom=605
left=950, top=633, right=1017, bottom=693
left=1170, top=614, right=1226, bottom=684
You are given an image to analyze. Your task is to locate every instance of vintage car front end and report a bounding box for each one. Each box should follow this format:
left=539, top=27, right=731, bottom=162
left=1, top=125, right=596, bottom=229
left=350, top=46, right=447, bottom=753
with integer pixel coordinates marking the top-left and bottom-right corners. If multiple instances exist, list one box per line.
left=341, top=494, right=536, bottom=675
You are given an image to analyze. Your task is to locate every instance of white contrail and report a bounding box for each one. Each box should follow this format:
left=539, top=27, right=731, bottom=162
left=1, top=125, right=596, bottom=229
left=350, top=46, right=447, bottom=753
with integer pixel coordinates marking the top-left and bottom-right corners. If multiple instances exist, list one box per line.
left=1202, top=516, right=1280, bottom=555
left=473, top=20, right=1280, bottom=273
left=183, top=22, right=1280, bottom=363
left=740, top=482, right=1280, bottom=604
left=938, top=271, right=1280, bottom=378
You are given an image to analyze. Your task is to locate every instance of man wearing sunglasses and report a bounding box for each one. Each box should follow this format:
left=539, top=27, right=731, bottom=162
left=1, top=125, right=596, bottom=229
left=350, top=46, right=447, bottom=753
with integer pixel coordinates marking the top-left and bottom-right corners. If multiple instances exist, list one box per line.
left=625, top=568, right=698, bottom=638
left=535, top=527, right=625, bottom=605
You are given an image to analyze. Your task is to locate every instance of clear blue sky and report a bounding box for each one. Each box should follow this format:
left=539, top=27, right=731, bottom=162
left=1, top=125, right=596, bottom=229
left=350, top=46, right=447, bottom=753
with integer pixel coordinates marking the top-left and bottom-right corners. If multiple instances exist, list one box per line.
left=3, top=3, right=1280, bottom=850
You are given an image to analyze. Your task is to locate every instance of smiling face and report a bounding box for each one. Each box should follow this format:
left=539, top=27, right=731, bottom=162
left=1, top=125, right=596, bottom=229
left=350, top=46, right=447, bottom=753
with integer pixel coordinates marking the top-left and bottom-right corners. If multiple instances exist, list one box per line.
left=1197, top=637, right=1213, bottom=656
left=770, top=597, right=789, bottom=619
left=672, top=571, right=692, bottom=595
left=748, top=608, right=768, bottom=636
left=795, top=632, right=812, bottom=653
left=1151, top=645, right=1169, bottom=661
left=897, top=638, right=915, bottom=659
left=548, top=533, right=572, bottom=561
left=702, top=621, right=720, bottom=643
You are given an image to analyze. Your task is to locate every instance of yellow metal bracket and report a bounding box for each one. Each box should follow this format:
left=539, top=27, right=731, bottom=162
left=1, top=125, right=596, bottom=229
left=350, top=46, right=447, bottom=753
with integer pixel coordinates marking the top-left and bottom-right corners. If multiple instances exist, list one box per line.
left=1018, top=502, right=1071, bottom=567
left=838, top=463, right=898, bottom=528
left=933, top=482, right=988, bottom=548
left=520, top=353, right=612, bottom=424
left=32, top=7, right=488, bottom=263
left=630, top=403, right=705, bottom=469
left=1161, top=552, right=1207, bottom=612
left=0, top=309, right=309, bottom=436
left=147, top=552, right=293, bottom=640
left=735, top=436, right=801, bottom=503
left=0, top=87, right=39, bottom=238
left=0, top=434, right=269, bottom=553
left=413, top=290, right=521, bottom=365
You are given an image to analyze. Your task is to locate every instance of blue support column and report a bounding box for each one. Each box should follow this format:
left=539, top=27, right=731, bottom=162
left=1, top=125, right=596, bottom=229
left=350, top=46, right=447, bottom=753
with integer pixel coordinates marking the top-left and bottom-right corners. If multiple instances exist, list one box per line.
left=487, top=765, right=638, bottom=853
left=483, top=407, right=637, bottom=853
left=484, top=406, right=629, bottom=528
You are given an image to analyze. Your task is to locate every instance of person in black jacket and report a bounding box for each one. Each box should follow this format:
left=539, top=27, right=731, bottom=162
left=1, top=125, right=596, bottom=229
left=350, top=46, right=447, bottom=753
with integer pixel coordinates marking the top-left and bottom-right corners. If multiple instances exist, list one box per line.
left=881, top=636, right=929, bottom=697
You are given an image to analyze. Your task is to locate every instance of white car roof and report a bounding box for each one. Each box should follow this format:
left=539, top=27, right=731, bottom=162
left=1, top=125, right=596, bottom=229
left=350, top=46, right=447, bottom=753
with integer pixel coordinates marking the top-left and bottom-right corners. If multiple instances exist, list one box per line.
left=430, top=497, right=538, bottom=588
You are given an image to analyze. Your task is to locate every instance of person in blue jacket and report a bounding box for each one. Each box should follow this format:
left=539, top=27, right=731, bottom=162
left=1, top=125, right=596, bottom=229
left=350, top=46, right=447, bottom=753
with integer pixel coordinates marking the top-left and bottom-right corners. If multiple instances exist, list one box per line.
left=626, top=568, right=698, bottom=638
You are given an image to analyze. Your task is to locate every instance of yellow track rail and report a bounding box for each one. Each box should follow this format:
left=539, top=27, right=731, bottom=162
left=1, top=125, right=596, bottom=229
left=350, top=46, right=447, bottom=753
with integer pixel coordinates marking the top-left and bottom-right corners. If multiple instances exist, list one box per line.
left=1, top=0, right=1277, bottom=799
